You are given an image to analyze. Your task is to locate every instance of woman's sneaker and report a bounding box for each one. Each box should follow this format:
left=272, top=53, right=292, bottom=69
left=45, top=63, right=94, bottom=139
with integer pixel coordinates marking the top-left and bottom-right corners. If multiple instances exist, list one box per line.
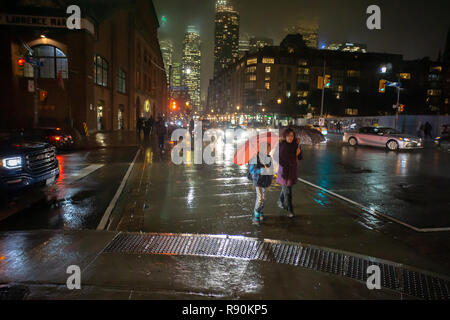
left=253, top=211, right=261, bottom=225
left=285, top=211, right=294, bottom=218
left=277, top=200, right=284, bottom=209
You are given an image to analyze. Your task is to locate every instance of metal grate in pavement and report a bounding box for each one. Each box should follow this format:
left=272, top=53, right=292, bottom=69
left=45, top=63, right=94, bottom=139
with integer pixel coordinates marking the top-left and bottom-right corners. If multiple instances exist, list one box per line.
left=103, top=232, right=450, bottom=300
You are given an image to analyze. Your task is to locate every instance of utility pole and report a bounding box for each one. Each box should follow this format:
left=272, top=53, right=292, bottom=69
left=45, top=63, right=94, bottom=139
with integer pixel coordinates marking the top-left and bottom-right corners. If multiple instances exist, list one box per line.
left=320, top=60, right=326, bottom=117
left=32, top=64, right=40, bottom=127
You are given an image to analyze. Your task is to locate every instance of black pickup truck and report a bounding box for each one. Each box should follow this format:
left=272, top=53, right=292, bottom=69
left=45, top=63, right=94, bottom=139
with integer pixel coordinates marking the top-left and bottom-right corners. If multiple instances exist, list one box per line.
left=0, top=132, right=59, bottom=191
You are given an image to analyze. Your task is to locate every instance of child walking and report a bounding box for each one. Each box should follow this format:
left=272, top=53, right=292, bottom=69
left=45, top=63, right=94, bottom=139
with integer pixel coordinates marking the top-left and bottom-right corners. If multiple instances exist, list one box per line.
left=248, top=142, right=273, bottom=225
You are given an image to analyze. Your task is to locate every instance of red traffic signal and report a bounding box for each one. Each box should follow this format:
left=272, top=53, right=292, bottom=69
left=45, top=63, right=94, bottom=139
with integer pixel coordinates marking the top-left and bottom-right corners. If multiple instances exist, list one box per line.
left=17, top=58, right=26, bottom=67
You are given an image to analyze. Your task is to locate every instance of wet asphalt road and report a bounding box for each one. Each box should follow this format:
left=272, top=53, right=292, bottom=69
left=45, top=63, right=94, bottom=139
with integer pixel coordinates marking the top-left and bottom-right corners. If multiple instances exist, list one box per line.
left=0, top=132, right=448, bottom=232
left=0, top=146, right=139, bottom=231
left=301, top=136, right=450, bottom=230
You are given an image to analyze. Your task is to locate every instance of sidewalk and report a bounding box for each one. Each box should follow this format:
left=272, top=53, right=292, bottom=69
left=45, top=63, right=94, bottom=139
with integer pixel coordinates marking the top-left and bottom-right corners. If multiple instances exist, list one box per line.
left=3, top=229, right=448, bottom=300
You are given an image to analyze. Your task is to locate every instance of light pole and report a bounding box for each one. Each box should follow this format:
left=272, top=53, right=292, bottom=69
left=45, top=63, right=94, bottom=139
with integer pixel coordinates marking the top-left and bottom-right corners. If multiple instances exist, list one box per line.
left=320, top=60, right=326, bottom=117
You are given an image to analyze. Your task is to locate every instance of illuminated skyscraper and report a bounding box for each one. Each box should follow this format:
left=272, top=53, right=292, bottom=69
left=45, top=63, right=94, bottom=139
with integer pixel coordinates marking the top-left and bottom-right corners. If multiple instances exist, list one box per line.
left=182, top=26, right=201, bottom=111
left=214, top=0, right=239, bottom=75
left=159, top=39, right=173, bottom=82
left=285, top=17, right=319, bottom=49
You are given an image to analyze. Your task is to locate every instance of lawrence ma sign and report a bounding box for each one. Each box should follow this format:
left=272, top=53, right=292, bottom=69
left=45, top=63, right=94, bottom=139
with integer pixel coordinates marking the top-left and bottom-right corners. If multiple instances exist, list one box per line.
left=0, top=13, right=95, bottom=35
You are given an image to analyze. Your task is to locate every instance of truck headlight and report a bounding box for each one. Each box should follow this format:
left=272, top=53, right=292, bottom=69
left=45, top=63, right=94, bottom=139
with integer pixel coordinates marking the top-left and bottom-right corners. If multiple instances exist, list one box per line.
left=2, top=157, right=22, bottom=169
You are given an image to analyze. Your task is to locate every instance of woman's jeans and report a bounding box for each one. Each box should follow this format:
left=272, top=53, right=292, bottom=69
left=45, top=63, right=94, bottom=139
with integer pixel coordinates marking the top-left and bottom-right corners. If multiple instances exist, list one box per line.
left=254, top=187, right=265, bottom=216
left=279, top=185, right=293, bottom=212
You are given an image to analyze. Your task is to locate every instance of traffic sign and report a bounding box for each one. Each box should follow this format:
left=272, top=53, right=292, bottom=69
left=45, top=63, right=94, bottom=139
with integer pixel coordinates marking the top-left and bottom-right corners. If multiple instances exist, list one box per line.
left=28, top=80, right=34, bottom=92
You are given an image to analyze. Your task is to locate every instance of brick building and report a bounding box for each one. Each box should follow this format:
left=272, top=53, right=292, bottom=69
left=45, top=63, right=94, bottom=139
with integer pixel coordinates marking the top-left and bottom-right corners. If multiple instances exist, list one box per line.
left=0, top=0, right=168, bottom=133
left=207, top=34, right=448, bottom=119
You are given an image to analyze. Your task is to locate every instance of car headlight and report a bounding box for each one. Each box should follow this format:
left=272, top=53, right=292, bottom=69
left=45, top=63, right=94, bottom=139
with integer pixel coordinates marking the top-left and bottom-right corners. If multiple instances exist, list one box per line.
left=2, top=157, right=22, bottom=169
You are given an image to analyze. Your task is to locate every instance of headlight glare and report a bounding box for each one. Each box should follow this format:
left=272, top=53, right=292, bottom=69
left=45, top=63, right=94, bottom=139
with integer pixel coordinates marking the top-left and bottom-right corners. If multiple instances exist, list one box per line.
left=2, top=157, right=22, bottom=169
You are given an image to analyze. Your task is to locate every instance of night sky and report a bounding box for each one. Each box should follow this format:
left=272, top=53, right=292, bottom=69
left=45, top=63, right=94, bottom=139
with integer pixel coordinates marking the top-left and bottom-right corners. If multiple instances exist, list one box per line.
left=153, top=0, right=450, bottom=99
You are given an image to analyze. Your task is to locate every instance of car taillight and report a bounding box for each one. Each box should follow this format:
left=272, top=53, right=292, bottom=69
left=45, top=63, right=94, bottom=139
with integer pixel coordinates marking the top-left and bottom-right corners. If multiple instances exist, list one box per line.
left=50, top=135, right=62, bottom=142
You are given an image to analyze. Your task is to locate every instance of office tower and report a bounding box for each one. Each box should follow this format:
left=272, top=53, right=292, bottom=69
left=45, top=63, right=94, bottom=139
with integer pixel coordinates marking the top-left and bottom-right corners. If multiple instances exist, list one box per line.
left=159, top=39, right=173, bottom=82
left=285, top=17, right=319, bottom=49
left=214, top=0, right=239, bottom=75
left=182, top=26, right=201, bottom=111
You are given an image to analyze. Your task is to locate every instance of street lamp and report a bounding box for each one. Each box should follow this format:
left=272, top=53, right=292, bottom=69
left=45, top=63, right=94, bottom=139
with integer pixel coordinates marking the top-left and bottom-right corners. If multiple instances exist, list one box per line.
left=277, top=98, right=282, bottom=104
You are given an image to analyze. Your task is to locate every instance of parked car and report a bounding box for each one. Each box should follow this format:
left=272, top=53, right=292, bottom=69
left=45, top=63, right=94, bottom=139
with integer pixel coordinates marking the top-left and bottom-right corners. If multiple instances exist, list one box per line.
left=0, top=132, right=59, bottom=191
left=344, top=127, right=423, bottom=150
left=22, top=127, right=74, bottom=151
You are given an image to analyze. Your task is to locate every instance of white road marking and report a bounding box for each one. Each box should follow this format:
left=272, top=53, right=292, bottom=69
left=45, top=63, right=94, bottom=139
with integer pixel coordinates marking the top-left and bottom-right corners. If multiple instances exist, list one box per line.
left=97, top=149, right=141, bottom=230
left=298, top=177, right=450, bottom=233
left=64, top=164, right=104, bottom=184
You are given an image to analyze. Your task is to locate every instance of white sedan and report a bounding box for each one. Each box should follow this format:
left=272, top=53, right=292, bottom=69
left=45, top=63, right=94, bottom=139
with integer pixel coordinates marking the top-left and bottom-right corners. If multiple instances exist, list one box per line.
left=343, top=127, right=423, bottom=150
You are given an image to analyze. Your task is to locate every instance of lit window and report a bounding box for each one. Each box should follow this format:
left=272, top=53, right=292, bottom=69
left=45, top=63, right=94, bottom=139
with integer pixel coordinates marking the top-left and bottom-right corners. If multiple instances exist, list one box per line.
left=265, top=66, right=271, bottom=73
left=297, top=67, right=309, bottom=75
left=25, top=45, right=68, bottom=79
left=246, top=66, right=256, bottom=73
left=347, top=70, right=360, bottom=78
left=337, top=85, right=344, bottom=92
left=427, top=89, right=442, bottom=96
left=345, top=108, right=358, bottom=115
left=265, top=82, right=270, bottom=90
left=247, top=58, right=258, bottom=65
left=262, top=57, right=274, bottom=64
left=94, top=55, right=108, bottom=87
left=430, top=66, right=442, bottom=72
left=400, top=73, right=411, bottom=80
left=249, top=75, right=256, bottom=81
left=265, top=75, right=270, bottom=81
left=298, top=60, right=308, bottom=66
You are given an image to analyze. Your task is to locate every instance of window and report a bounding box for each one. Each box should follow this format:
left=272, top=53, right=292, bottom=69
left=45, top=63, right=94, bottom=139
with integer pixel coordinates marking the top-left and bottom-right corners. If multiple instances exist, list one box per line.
left=246, top=66, right=256, bottom=73
left=25, top=45, right=68, bottom=79
left=94, top=55, right=108, bottom=87
left=249, top=75, right=256, bottom=81
left=430, top=66, right=442, bottom=72
left=347, top=70, right=360, bottom=78
left=345, top=108, right=358, bottom=115
left=262, top=57, right=274, bottom=64
left=265, top=82, right=270, bottom=90
left=400, top=73, right=411, bottom=80
left=297, top=67, right=309, bottom=75
left=117, top=68, right=127, bottom=94
left=265, top=75, right=270, bottom=81
left=247, top=57, right=258, bottom=65
left=298, top=59, right=308, bottom=66
left=337, top=85, right=344, bottom=92
left=427, top=89, right=441, bottom=96
left=265, top=66, right=271, bottom=73
left=244, top=82, right=256, bottom=89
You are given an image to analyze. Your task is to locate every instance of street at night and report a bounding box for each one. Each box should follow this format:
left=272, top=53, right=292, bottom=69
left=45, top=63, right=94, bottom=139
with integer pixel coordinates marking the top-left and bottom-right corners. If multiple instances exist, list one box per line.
left=1, top=0, right=450, bottom=309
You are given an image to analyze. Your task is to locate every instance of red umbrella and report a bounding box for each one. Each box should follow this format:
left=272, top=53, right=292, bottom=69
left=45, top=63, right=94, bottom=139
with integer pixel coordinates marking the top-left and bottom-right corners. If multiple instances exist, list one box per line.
left=233, top=131, right=279, bottom=165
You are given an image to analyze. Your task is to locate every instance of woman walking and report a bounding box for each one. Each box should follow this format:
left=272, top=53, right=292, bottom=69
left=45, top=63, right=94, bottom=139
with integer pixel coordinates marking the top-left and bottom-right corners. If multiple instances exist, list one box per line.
left=276, top=128, right=303, bottom=218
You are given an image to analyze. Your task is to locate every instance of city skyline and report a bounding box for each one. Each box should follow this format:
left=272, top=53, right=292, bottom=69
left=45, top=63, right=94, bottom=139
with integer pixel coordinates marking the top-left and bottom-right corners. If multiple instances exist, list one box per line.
left=154, top=0, right=450, bottom=99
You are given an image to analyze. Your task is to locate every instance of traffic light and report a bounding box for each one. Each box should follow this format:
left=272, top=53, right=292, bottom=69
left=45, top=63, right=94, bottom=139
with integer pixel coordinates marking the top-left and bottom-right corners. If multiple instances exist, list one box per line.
left=399, top=104, right=405, bottom=112
left=324, top=75, right=331, bottom=88
left=317, top=76, right=323, bottom=89
left=379, top=80, right=387, bottom=93
left=171, top=99, right=177, bottom=111
left=39, top=90, right=48, bottom=102
left=17, top=58, right=26, bottom=67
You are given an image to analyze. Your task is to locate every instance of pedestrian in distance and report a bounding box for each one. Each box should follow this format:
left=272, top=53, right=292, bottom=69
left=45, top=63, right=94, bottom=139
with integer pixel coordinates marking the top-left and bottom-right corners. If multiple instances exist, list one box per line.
left=143, top=118, right=151, bottom=140
left=275, top=127, right=303, bottom=218
left=424, top=122, right=433, bottom=139
left=248, top=142, right=274, bottom=225
left=149, top=115, right=154, bottom=135
left=155, top=116, right=167, bottom=153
